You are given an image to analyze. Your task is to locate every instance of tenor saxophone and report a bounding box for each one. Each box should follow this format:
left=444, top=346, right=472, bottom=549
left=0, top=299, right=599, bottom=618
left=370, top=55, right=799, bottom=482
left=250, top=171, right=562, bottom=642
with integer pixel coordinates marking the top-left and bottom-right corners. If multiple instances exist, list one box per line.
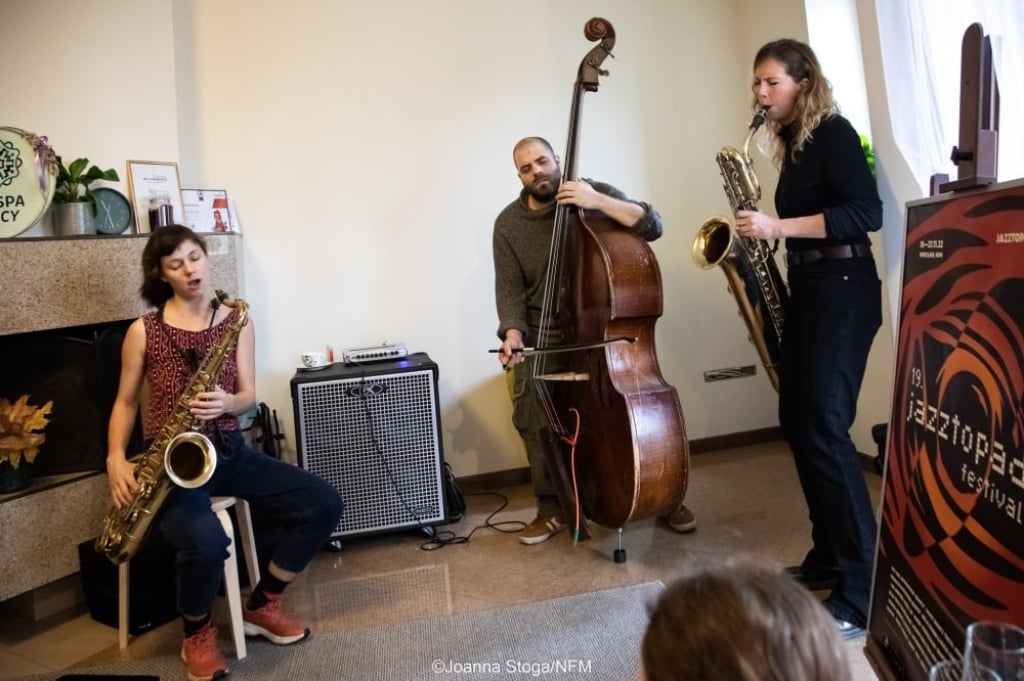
left=692, top=110, right=789, bottom=391
left=95, top=291, right=250, bottom=564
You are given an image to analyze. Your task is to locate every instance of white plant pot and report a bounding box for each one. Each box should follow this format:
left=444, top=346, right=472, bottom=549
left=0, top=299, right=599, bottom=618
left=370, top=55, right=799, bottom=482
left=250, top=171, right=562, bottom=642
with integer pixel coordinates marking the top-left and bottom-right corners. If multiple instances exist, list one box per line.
left=52, top=202, right=96, bottom=236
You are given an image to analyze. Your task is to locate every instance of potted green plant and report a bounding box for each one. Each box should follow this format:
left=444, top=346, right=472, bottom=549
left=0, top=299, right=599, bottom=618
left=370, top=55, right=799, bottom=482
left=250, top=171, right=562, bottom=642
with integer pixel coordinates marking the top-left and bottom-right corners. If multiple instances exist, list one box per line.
left=51, top=156, right=119, bottom=236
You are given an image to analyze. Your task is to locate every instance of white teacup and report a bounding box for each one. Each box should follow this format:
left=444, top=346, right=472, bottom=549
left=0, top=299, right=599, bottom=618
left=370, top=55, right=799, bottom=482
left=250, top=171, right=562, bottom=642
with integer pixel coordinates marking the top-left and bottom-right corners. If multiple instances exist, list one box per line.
left=300, top=351, right=328, bottom=369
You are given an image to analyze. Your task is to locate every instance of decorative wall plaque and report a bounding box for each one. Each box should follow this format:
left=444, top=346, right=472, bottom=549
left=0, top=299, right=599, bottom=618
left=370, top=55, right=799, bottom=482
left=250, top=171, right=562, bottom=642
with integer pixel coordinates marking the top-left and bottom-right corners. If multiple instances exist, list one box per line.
left=0, top=127, right=58, bottom=238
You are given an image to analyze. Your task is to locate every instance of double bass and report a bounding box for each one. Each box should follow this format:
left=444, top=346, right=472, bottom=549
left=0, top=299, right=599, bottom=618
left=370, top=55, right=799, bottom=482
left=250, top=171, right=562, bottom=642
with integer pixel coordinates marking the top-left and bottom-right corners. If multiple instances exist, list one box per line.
left=531, top=18, right=689, bottom=541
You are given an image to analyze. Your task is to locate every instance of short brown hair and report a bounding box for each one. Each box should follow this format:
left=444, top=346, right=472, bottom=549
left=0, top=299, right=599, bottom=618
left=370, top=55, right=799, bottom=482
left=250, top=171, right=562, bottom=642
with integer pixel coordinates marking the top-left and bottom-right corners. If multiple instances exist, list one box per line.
left=139, top=225, right=207, bottom=308
left=641, top=559, right=850, bottom=681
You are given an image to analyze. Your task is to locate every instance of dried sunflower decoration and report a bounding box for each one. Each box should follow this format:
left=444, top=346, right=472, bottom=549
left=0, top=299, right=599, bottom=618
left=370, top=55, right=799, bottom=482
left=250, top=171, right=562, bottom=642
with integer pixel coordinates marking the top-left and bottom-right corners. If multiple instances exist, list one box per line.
left=0, top=395, right=54, bottom=469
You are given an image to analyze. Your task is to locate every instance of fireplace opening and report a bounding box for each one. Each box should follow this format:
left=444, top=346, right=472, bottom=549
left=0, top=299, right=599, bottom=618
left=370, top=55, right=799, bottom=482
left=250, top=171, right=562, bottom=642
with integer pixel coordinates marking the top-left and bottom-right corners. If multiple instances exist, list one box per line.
left=0, top=319, right=144, bottom=476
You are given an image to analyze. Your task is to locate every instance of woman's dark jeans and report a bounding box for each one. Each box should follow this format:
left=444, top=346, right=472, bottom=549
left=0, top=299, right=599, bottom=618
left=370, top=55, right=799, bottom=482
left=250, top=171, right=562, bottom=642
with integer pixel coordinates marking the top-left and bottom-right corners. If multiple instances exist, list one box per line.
left=157, top=429, right=343, bottom=617
left=778, top=256, right=882, bottom=626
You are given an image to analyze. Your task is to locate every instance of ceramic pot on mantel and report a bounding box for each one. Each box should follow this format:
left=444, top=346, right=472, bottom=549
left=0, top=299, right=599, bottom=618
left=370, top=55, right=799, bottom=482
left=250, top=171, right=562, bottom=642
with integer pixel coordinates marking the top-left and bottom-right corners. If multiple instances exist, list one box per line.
left=0, top=460, right=32, bottom=494
left=52, top=202, right=96, bottom=236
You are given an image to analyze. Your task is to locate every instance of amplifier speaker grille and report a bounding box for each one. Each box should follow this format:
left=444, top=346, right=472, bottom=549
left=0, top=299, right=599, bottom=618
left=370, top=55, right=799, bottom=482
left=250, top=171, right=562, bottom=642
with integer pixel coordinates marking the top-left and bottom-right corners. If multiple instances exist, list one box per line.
left=291, top=356, right=446, bottom=539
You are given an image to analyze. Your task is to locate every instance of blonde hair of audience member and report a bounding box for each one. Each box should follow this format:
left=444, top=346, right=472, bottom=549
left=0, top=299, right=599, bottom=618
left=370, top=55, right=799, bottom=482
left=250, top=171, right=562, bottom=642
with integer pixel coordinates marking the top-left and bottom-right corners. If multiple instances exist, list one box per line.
left=640, top=561, right=851, bottom=681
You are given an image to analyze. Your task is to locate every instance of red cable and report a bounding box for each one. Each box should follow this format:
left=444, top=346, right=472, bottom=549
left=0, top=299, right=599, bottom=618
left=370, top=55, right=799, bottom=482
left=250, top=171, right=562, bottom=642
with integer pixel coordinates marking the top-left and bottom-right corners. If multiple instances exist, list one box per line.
left=562, top=408, right=582, bottom=544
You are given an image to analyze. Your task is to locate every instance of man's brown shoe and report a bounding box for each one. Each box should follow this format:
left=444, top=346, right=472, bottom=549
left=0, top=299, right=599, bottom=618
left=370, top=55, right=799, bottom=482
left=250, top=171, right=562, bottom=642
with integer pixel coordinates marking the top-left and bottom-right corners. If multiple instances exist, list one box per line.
left=663, top=505, right=697, bottom=533
left=519, top=514, right=566, bottom=545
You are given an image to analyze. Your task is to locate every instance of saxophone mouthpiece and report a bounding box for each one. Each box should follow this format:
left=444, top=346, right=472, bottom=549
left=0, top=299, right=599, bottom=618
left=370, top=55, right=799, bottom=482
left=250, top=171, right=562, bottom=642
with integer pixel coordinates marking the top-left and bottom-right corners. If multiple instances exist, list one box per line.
left=750, top=109, right=767, bottom=130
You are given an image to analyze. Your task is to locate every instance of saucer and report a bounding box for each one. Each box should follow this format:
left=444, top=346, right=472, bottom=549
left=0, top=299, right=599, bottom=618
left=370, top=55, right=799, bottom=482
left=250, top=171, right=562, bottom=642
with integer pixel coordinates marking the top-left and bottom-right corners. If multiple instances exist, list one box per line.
left=298, top=364, right=329, bottom=372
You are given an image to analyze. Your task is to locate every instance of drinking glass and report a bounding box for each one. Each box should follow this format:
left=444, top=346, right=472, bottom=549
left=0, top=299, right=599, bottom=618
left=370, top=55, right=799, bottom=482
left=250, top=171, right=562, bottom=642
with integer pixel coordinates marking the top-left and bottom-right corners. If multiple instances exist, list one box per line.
left=964, top=621, right=1024, bottom=681
left=928, top=659, right=999, bottom=681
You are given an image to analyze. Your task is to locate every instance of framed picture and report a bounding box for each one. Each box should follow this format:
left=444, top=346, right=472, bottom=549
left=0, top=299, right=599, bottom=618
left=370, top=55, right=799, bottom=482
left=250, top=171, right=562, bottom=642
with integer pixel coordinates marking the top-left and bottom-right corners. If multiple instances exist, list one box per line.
left=182, top=188, right=233, bottom=233
left=125, top=160, right=184, bottom=233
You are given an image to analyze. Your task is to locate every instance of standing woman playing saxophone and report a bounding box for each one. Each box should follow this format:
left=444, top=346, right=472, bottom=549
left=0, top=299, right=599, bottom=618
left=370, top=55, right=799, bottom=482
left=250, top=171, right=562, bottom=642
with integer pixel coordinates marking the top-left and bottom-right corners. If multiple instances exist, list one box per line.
left=105, top=225, right=343, bottom=681
left=733, top=39, right=882, bottom=639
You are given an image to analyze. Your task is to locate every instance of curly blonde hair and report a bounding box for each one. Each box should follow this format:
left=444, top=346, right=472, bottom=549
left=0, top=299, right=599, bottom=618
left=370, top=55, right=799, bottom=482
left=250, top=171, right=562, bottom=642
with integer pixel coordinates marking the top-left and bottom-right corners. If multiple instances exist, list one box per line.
left=751, top=39, right=839, bottom=167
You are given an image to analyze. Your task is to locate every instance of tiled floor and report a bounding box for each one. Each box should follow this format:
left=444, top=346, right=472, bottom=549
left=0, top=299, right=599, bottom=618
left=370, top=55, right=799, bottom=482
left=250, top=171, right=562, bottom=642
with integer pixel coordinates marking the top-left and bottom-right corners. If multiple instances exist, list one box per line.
left=0, top=441, right=881, bottom=679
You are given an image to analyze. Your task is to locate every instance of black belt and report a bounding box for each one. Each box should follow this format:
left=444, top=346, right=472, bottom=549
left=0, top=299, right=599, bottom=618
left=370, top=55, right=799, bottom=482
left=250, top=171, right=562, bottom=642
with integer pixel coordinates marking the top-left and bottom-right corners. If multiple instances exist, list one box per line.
left=786, top=243, right=872, bottom=267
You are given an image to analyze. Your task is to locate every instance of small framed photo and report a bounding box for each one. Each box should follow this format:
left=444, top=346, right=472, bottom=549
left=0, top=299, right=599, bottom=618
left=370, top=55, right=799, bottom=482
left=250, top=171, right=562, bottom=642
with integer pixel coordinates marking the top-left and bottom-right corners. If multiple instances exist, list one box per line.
left=182, top=188, right=233, bottom=233
left=125, top=160, right=184, bottom=233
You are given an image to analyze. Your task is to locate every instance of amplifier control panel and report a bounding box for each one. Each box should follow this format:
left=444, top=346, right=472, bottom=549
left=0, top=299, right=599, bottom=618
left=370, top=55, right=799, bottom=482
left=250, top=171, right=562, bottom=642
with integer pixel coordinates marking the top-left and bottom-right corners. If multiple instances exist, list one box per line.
left=342, top=342, right=408, bottom=364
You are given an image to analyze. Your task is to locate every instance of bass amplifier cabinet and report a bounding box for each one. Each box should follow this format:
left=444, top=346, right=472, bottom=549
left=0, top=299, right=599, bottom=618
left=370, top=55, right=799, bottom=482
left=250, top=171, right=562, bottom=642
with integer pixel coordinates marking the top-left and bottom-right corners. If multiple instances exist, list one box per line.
left=290, top=352, right=448, bottom=540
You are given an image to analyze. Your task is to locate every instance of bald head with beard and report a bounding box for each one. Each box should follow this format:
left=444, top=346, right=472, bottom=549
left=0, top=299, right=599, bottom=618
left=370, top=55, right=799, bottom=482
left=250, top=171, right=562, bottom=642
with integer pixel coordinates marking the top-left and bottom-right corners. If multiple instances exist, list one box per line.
left=513, top=137, right=563, bottom=206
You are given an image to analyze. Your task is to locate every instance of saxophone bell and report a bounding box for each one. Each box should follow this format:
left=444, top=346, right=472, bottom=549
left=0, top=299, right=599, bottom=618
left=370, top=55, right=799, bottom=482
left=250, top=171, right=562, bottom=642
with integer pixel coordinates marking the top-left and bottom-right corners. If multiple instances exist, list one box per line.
left=692, top=216, right=734, bottom=270
left=164, top=431, right=217, bottom=488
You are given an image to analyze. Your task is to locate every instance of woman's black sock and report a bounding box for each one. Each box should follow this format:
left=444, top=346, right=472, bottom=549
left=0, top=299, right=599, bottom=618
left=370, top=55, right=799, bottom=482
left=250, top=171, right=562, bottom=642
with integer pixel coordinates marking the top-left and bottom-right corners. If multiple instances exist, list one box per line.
left=247, top=571, right=289, bottom=609
left=183, top=612, right=211, bottom=637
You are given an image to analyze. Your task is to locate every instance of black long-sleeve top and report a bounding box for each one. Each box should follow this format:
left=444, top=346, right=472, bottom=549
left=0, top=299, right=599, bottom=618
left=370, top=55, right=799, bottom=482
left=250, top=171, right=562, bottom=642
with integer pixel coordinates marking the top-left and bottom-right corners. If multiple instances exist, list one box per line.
left=775, top=114, right=882, bottom=251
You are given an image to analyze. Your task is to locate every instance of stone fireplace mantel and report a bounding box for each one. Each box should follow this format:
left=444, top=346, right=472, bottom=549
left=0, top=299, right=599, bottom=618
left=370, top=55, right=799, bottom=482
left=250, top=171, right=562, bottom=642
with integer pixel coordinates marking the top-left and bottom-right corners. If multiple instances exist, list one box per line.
left=0, top=233, right=244, bottom=337
left=0, top=232, right=243, bottom=605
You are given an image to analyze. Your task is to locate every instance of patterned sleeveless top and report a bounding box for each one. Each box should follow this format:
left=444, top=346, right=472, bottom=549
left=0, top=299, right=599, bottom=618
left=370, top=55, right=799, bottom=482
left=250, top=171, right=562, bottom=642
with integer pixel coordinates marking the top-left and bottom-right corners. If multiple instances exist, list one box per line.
left=141, top=309, right=241, bottom=440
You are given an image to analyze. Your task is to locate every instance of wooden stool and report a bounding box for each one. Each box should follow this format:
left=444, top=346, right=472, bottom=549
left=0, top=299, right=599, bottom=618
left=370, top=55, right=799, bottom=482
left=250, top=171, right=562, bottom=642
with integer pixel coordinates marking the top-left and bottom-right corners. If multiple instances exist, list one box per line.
left=118, top=496, right=261, bottom=658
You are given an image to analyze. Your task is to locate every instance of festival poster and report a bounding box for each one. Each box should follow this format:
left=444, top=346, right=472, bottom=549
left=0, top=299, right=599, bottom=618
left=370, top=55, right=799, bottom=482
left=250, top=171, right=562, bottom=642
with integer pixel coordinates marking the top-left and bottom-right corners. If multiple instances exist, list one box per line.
left=866, top=179, right=1024, bottom=680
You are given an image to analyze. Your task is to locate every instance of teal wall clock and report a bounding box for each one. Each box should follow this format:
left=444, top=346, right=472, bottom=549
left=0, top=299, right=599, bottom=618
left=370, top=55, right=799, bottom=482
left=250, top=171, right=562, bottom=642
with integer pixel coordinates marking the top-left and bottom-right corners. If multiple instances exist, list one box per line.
left=93, top=187, right=133, bottom=234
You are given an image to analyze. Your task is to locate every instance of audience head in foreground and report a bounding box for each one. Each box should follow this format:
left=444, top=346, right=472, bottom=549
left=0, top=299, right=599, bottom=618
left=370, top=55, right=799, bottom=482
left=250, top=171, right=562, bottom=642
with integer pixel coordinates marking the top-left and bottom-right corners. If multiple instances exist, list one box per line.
left=640, top=559, right=852, bottom=681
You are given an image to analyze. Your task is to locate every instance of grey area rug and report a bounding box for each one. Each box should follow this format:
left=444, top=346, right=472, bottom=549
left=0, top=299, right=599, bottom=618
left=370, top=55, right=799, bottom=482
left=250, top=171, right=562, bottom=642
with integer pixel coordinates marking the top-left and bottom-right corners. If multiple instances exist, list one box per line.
left=21, top=582, right=663, bottom=681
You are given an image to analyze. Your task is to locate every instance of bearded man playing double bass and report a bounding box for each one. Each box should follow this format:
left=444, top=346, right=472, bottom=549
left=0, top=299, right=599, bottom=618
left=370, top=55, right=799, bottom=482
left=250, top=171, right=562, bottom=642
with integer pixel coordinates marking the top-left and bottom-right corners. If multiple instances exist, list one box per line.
left=492, top=135, right=696, bottom=545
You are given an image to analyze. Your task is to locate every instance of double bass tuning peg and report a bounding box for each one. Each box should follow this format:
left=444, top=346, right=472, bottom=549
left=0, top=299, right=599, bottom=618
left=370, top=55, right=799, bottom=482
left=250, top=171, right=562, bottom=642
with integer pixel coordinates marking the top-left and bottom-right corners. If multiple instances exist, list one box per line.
left=586, top=58, right=611, bottom=77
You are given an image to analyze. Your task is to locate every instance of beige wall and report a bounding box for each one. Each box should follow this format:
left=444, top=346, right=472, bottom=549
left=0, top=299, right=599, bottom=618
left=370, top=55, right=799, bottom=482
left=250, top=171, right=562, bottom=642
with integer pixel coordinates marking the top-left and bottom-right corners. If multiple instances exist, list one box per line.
left=1, top=0, right=179, bottom=219
left=1, top=0, right=899, bottom=475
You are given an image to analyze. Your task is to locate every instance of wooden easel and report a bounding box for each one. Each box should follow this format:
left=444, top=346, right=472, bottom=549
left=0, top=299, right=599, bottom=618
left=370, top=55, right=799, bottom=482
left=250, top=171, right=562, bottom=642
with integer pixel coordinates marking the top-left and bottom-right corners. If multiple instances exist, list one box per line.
left=930, top=23, right=1000, bottom=195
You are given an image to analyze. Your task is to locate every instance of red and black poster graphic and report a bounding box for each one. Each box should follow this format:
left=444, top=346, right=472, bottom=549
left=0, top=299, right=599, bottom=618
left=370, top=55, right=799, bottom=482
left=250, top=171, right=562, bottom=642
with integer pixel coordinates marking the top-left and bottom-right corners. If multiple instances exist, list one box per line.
left=867, top=179, right=1024, bottom=680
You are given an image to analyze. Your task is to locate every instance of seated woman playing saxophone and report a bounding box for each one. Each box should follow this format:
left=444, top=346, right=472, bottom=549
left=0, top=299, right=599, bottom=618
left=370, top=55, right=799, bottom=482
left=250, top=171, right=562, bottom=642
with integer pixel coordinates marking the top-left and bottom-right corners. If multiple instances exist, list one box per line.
left=105, top=225, right=343, bottom=681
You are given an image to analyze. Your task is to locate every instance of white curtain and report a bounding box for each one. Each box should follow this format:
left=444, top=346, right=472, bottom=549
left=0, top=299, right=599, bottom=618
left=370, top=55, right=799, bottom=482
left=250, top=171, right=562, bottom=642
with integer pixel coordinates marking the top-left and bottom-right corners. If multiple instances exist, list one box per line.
left=875, top=0, right=1023, bottom=191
